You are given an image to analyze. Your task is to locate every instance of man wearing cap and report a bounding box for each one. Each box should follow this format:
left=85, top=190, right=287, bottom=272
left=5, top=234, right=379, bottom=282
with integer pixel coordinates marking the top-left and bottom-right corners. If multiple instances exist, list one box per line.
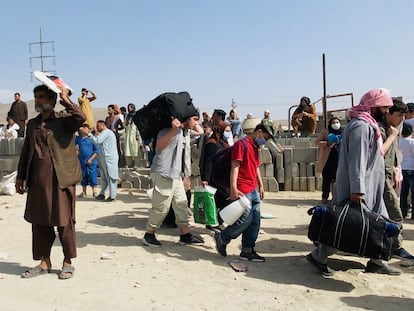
left=306, top=88, right=403, bottom=276
left=214, top=120, right=276, bottom=262
left=78, top=88, right=97, bottom=128
left=263, top=109, right=271, bottom=122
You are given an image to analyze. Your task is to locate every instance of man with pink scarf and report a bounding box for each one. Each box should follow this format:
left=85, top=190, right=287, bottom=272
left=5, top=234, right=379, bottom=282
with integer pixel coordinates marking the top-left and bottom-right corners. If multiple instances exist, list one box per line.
left=306, top=88, right=403, bottom=276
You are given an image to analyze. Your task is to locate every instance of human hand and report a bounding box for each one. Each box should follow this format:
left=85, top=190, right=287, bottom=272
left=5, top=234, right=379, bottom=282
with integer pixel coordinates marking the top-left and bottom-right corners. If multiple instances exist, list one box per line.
left=171, top=118, right=181, bottom=129
left=387, top=126, right=399, bottom=138
left=15, top=179, right=25, bottom=195
left=350, top=193, right=363, bottom=204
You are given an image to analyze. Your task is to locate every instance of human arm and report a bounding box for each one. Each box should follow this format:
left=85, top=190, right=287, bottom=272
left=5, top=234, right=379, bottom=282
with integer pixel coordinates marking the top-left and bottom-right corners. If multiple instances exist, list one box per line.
left=380, top=126, right=399, bottom=155
left=230, top=160, right=242, bottom=200
left=302, top=105, right=317, bottom=119
left=88, top=90, right=97, bottom=102
left=58, top=86, right=87, bottom=132
left=256, top=166, right=265, bottom=199
left=316, top=129, right=329, bottom=148
left=156, top=118, right=181, bottom=151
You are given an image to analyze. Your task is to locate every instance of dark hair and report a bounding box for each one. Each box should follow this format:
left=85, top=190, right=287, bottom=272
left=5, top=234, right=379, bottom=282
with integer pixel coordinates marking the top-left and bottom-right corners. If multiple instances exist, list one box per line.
left=33, top=85, right=57, bottom=105
left=327, top=117, right=341, bottom=134
left=300, top=96, right=311, bottom=106
left=402, top=122, right=413, bottom=137
left=213, top=109, right=226, bottom=121
left=120, top=106, right=127, bottom=113
left=107, top=104, right=115, bottom=109
left=81, top=88, right=87, bottom=92
left=14, top=92, right=20, bottom=97
left=389, top=99, right=408, bottom=114
left=96, top=120, right=106, bottom=126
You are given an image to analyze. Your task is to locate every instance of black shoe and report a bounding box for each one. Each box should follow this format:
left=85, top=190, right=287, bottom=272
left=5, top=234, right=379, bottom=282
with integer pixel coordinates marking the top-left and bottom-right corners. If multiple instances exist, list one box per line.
left=393, top=248, right=414, bottom=260
left=214, top=232, right=227, bottom=257
left=179, top=233, right=204, bottom=245
left=240, top=251, right=265, bottom=262
left=365, top=261, right=402, bottom=275
left=206, top=225, right=222, bottom=232
left=105, top=197, right=115, bottom=202
left=306, top=253, right=334, bottom=276
left=95, top=194, right=105, bottom=201
left=143, top=233, right=161, bottom=247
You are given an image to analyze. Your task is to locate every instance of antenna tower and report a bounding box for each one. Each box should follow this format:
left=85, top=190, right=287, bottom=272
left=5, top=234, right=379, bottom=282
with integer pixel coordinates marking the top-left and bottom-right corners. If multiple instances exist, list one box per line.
left=29, top=27, right=56, bottom=77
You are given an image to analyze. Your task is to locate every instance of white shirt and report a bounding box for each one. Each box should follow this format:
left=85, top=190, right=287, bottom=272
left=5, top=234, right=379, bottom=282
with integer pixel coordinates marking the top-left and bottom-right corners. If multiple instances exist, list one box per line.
left=400, top=136, right=414, bottom=170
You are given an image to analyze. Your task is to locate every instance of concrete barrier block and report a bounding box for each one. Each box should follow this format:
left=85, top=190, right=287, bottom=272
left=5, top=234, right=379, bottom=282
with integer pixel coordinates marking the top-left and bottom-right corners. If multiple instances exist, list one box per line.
left=121, top=180, right=133, bottom=189
left=276, top=168, right=285, bottom=183
left=292, top=163, right=299, bottom=178
left=299, top=162, right=307, bottom=177
left=299, top=177, right=308, bottom=191
left=260, top=148, right=273, bottom=164
left=284, top=148, right=293, bottom=164
left=307, top=177, right=316, bottom=192
left=267, top=177, right=279, bottom=192
left=275, top=153, right=284, bottom=169
left=139, top=175, right=152, bottom=189
left=262, top=177, right=269, bottom=192
left=293, top=147, right=318, bottom=163
left=306, top=163, right=315, bottom=177
left=265, top=163, right=274, bottom=177
left=316, top=176, right=323, bottom=191
left=283, top=177, right=292, bottom=191
left=259, top=164, right=266, bottom=179
left=285, top=163, right=293, bottom=178
left=292, top=177, right=300, bottom=191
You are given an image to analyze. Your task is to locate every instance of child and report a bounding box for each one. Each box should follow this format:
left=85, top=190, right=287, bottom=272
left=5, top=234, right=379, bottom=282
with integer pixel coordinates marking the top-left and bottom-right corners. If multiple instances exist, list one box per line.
left=75, top=124, right=99, bottom=197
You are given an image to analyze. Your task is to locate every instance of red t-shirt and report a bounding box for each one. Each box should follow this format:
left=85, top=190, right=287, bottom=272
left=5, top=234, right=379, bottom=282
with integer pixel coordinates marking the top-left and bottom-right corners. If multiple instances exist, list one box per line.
left=231, top=136, right=261, bottom=194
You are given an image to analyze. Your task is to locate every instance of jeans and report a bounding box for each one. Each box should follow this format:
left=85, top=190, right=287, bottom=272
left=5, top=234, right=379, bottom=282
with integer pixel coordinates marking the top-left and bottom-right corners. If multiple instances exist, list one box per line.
left=400, top=170, right=414, bottom=218
left=220, top=189, right=261, bottom=253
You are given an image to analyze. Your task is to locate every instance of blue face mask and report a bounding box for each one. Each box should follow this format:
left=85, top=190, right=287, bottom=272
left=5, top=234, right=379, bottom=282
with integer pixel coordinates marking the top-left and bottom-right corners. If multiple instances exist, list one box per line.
left=223, top=131, right=231, bottom=141
left=255, top=137, right=267, bottom=146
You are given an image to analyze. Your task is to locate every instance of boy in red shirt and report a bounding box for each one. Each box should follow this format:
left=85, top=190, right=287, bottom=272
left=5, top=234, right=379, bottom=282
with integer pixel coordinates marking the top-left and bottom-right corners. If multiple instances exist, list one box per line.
left=214, top=120, right=276, bottom=261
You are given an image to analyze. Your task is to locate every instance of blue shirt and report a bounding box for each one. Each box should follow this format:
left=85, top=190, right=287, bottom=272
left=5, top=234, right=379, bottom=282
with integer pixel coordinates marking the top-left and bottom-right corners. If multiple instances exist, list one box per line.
left=75, top=135, right=99, bottom=165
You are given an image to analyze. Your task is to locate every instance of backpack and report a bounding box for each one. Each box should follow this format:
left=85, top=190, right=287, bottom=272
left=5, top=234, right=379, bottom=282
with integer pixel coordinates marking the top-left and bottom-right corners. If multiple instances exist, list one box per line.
left=210, top=139, right=247, bottom=189
left=132, top=91, right=198, bottom=140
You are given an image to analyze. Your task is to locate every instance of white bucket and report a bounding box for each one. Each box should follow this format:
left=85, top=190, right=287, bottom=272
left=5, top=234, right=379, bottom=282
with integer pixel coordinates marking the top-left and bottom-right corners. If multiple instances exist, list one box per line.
left=219, top=196, right=251, bottom=225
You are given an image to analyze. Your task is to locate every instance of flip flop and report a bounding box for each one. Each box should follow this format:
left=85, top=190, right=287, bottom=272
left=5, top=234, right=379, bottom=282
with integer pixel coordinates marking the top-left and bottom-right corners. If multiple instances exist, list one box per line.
left=21, top=265, right=51, bottom=278
left=58, top=265, right=75, bottom=280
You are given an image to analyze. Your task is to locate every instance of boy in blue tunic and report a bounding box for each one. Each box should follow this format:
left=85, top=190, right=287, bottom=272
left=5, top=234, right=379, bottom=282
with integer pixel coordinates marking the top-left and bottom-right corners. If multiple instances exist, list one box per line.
left=75, top=124, right=99, bottom=197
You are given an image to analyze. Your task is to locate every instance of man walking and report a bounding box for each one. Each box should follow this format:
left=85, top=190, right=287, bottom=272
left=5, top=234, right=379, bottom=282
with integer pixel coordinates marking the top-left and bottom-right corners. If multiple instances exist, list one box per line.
left=8, top=92, right=28, bottom=137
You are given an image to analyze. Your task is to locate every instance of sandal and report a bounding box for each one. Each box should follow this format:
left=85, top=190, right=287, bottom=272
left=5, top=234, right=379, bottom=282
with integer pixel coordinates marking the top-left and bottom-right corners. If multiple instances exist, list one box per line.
left=21, top=265, right=51, bottom=278
left=58, top=265, right=75, bottom=280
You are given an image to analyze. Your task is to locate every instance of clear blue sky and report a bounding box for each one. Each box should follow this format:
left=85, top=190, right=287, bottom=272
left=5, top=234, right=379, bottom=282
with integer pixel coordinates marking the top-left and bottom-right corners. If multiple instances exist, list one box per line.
left=1, top=0, right=414, bottom=121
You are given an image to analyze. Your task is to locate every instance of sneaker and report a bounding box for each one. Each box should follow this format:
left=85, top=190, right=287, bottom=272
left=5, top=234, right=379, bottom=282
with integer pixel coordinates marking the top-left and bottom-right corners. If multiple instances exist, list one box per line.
left=365, top=261, right=402, bottom=275
left=305, top=253, right=334, bottom=276
left=393, top=248, right=414, bottom=260
left=95, top=194, right=105, bottom=201
left=240, top=251, right=266, bottom=262
left=214, top=232, right=227, bottom=257
left=105, top=198, right=115, bottom=202
left=179, top=233, right=204, bottom=245
left=78, top=192, right=87, bottom=198
left=143, top=233, right=161, bottom=247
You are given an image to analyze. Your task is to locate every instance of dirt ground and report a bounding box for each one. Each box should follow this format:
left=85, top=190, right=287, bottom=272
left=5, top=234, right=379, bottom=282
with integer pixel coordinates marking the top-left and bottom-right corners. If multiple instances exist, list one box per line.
left=0, top=187, right=413, bottom=311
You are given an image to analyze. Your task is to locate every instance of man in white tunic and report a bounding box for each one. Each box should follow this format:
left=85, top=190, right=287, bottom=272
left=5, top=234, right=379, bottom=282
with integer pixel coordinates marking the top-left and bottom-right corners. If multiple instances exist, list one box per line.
left=89, top=120, right=119, bottom=201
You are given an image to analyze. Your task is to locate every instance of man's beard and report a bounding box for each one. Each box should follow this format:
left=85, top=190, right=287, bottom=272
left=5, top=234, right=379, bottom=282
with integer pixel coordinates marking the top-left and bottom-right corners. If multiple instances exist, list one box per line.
left=35, top=104, right=52, bottom=113
left=372, top=108, right=386, bottom=123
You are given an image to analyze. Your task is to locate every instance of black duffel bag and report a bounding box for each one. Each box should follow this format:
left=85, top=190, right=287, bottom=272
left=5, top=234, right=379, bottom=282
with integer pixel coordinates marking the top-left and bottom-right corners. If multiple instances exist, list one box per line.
left=133, top=91, right=198, bottom=140
left=307, top=200, right=400, bottom=261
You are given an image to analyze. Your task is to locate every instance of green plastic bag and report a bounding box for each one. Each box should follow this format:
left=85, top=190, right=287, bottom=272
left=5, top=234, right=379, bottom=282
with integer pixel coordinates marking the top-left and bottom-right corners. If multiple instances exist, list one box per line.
left=193, top=187, right=218, bottom=226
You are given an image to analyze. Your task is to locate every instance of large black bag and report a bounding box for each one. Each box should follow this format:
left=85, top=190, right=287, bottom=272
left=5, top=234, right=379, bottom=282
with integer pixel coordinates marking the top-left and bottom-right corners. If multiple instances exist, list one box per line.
left=133, top=92, right=198, bottom=140
left=307, top=200, right=400, bottom=261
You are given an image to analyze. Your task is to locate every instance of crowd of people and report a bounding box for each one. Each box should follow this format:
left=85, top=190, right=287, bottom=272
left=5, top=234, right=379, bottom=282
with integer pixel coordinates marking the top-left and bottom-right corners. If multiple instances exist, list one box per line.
left=4, top=83, right=414, bottom=280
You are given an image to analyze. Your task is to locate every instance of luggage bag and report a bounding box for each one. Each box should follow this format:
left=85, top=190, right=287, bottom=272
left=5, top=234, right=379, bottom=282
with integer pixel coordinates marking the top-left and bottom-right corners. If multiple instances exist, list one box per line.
left=132, top=91, right=198, bottom=140
left=307, top=200, right=400, bottom=261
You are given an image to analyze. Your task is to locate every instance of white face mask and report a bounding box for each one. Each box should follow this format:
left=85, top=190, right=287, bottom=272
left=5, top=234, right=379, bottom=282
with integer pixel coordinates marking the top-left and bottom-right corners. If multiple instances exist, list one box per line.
left=331, top=122, right=341, bottom=130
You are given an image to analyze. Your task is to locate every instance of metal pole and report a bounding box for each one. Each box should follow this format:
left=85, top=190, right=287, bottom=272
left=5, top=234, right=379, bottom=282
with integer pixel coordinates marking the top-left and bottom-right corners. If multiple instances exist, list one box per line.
left=322, top=53, right=327, bottom=128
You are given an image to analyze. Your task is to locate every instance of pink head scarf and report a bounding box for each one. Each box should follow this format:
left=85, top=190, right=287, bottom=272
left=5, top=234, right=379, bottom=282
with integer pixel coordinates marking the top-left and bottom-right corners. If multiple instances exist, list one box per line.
left=347, top=88, right=393, bottom=139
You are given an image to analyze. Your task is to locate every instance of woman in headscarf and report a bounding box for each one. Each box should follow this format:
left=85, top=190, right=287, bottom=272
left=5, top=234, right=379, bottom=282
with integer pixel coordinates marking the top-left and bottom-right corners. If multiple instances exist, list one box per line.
left=123, top=103, right=141, bottom=168
left=315, top=117, right=342, bottom=203
left=291, top=96, right=317, bottom=135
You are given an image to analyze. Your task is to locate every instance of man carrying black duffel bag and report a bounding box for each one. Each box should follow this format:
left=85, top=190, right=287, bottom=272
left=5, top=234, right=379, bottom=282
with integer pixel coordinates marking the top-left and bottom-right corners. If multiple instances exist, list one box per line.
left=306, top=88, right=403, bottom=276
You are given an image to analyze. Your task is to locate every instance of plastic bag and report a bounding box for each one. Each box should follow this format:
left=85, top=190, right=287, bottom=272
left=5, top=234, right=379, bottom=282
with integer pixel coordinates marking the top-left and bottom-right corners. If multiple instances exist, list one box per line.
left=193, top=186, right=218, bottom=226
left=0, top=171, right=17, bottom=195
